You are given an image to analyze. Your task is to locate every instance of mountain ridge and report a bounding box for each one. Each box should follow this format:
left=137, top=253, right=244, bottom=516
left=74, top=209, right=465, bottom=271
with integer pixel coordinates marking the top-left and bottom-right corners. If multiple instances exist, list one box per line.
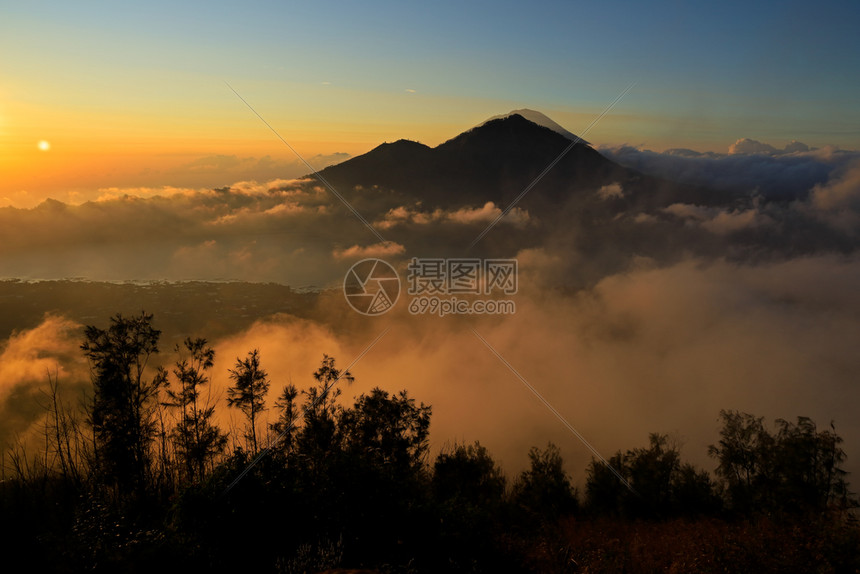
left=309, top=110, right=724, bottom=215
left=315, top=112, right=627, bottom=208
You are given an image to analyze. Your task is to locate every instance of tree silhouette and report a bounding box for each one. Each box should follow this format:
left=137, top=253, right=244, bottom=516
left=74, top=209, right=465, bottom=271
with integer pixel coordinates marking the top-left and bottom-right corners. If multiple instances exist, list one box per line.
left=708, top=410, right=777, bottom=512
left=772, top=416, right=851, bottom=511
left=625, top=433, right=681, bottom=516
left=512, top=442, right=578, bottom=520
left=163, top=337, right=226, bottom=483
left=227, top=349, right=270, bottom=453
left=586, top=433, right=717, bottom=518
left=296, top=355, right=352, bottom=468
left=269, top=382, right=299, bottom=456
left=433, top=441, right=506, bottom=508
left=303, top=386, right=431, bottom=563
left=431, top=441, right=508, bottom=568
left=339, top=387, right=431, bottom=475
left=673, top=461, right=721, bottom=516
left=708, top=411, right=855, bottom=515
left=81, top=312, right=165, bottom=494
left=585, top=451, right=629, bottom=516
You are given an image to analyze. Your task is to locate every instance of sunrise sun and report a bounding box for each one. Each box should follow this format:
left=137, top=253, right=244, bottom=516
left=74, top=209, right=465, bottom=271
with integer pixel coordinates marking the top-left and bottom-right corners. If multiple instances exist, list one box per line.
left=37, top=140, right=51, bottom=151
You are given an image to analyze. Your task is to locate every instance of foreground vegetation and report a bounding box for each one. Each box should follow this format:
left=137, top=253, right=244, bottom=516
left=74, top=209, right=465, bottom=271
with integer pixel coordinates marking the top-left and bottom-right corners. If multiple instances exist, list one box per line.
left=1, top=312, right=858, bottom=573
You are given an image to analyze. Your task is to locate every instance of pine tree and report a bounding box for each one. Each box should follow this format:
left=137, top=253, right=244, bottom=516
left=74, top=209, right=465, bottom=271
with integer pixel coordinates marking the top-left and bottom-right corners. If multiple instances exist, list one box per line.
left=269, top=383, right=299, bottom=456
left=164, top=337, right=226, bottom=483
left=296, top=355, right=353, bottom=466
left=227, top=349, right=270, bottom=453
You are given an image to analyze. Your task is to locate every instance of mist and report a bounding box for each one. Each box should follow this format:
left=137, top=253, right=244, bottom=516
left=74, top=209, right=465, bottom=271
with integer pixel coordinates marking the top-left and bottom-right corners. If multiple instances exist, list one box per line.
left=4, top=252, right=859, bottom=486
left=206, top=252, right=860, bottom=482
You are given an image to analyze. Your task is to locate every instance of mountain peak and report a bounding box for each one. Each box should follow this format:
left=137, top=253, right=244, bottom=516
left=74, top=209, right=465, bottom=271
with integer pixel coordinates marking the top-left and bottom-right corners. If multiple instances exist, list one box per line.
left=482, top=109, right=588, bottom=145
left=316, top=108, right=619, bottom=210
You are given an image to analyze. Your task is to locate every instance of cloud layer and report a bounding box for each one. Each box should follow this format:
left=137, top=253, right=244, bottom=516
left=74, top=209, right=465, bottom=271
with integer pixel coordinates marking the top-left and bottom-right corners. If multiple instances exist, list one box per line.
left=600, top=141, right=860, bottom=200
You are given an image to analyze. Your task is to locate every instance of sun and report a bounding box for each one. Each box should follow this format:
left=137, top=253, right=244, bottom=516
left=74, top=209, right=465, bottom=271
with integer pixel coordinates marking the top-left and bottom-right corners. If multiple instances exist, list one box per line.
left=38, top=140, right=51, bottom=151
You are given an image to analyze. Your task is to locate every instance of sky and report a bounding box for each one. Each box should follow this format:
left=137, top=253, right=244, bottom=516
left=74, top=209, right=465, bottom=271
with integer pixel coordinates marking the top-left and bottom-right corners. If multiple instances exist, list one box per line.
left=2, top=0, right=859, bottom=205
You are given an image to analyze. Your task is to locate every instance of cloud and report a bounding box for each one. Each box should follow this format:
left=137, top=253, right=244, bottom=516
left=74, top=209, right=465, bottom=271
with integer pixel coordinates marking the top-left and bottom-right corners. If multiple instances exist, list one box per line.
left=597, top=182, right=624, bottom=200
left=662, top=148, right=720, bottom=158
left=701, top=208, right=763, bottom=235
left=0, top=315, right=88, bottom=450
left=332, top=242, right=406, bottom=260
left=600, top=143, right=860, bottom=199
left=663, top=203, right=712, bottom=221
left=633, top=212, right=658, bottom=224
left=662, top=203, right=770, bottom=234
left=0, top=179, right=370, bottom=285
left=728, top=138, right=811, bottom=156
left=447, top=202, right=525, bottom=225
left=728, top=138, right=779, bottom=155
left=95, top=186, right=208, bottom=202
left=784, top=140, right=811, bottom=154
left=0, top=180, right=534, bottom=286
left=498, top=253, right=860, bottom=477
left=809, top=162, right=860, bottom=211
left=805, top=161, right=860, bottom=235
left=0, top=315, right=83, bottom=403
left=374, top=202, right=531, bottom=230
left=0, top=153, right=355, bottom=208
